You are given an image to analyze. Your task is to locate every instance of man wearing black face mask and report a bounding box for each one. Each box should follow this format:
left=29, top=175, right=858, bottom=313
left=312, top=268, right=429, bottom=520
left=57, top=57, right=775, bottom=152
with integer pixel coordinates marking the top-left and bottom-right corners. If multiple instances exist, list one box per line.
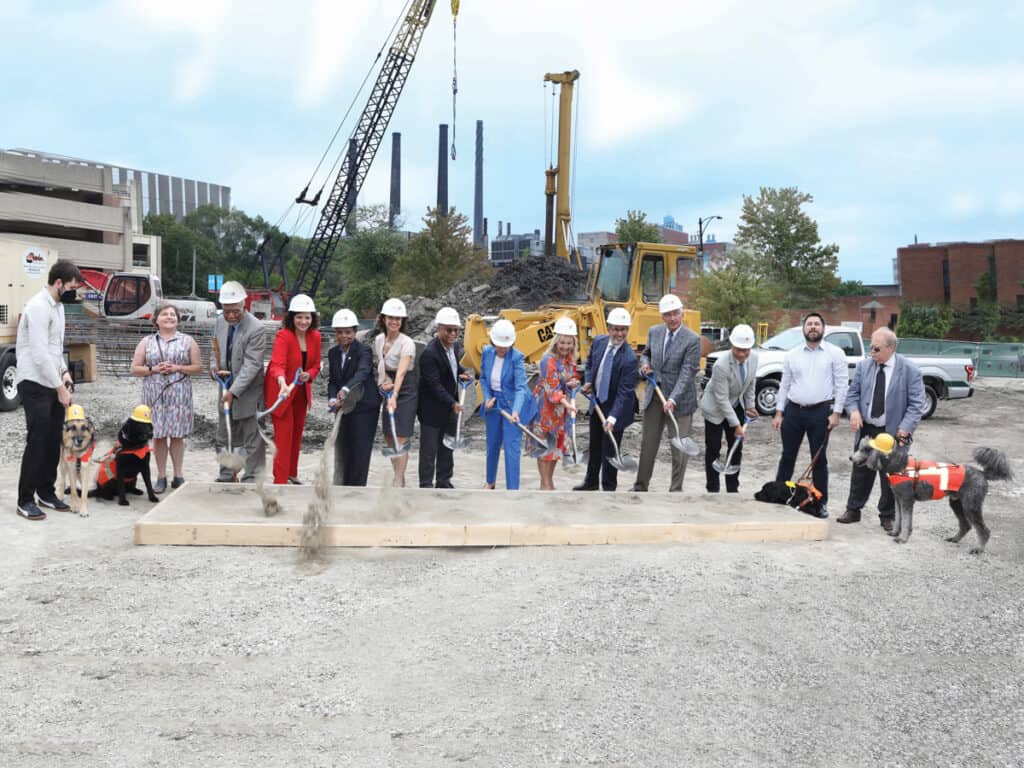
left=772, top=312, right=849, bottom=518
left=15, top=259, right=83, bottom=521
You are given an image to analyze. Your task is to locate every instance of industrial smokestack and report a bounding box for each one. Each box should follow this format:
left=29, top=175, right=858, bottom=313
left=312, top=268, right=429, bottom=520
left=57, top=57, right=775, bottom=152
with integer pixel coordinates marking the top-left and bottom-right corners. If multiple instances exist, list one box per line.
left=498, top=221, right=503, bottom=239
left=473, top=120, right=483, bottom=248
left=507, top=223, right=511, bottom=237
left=437, top=123, right=448, bottom=216
left=344, top=138, right=358, bottom=233
left=389, top=132, right=401, bottom=228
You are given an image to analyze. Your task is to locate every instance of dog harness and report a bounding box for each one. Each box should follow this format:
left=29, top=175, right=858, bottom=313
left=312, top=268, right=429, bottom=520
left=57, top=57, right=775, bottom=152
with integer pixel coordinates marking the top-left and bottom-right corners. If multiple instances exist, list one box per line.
left=888, top=459, right=966, bottom=500
left=95, top=441, right=152, bottom=487
left=64, top=443, right=95, bottom=469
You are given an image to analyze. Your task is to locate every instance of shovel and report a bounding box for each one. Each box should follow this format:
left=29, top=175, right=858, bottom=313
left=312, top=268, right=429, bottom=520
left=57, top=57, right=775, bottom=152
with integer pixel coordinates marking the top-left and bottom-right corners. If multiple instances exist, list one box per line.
left=644, top=371, right=700, bottom=457
left=584, top=393, right=637, bottom=472
left=212, top=368, right=245, bottom=478
left=500, top=409, right=557, bottom=459
left=712, top=416, right=755, bottom=475
left=443, top=378, right=474, bottom=451
left=380, top=389, right=410, bottom=457
left=257, top=368, right=302, bottom=420
left=562, top=387, right=582, bottom=468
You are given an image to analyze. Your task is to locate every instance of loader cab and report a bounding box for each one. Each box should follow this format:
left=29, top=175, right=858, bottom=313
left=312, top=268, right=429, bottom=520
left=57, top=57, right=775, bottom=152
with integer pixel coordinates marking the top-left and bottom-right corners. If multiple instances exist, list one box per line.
left=592, top=242, right=701, bottom=351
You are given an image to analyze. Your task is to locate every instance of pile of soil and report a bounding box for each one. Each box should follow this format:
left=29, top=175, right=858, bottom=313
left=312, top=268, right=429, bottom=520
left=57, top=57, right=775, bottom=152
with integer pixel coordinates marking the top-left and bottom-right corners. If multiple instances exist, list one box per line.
left=403, top=256, right=588, bottom=340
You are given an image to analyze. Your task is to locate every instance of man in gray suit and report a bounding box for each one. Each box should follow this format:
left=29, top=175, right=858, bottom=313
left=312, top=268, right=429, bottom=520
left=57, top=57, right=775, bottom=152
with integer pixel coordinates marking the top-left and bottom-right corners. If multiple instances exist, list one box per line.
left=838, top=327, right=926, bottom=530
left=699, top=324, right=759, bottom=493
left=632, top=294, right=703, bottom=492
left=213, top=281, right=267, bottom=482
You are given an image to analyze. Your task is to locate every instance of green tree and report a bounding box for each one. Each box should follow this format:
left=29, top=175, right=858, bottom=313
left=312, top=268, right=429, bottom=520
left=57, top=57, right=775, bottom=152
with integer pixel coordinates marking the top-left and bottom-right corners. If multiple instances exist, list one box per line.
left=688, top=246, right=780, bottom=328
left=615, top=210, right=662, bottom=245
left=832, top=279, right=872, bottom=297
left=391, top=207, right=490, bottom=297
left=952, top=272, right=1002, bottom=341
left=895, top=302, right=953, bottom=339
left=143, top=213, right=219, bottom=296
left=733, top=186, right=840, bottom=306
left=335, top=225, right=408, bottom=315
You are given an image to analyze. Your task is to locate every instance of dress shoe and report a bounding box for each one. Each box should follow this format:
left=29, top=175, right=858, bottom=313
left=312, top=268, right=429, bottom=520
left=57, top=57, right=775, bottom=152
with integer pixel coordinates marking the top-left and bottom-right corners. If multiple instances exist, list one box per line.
left=630, top=484, right=648, bottom=493
left=880, top=518, right=894, bottom=532
left=573, top=482, right=599, bottom=491
left=836, top=509, right=861, bottom=524
left=802, top=504, right=828, bottom=519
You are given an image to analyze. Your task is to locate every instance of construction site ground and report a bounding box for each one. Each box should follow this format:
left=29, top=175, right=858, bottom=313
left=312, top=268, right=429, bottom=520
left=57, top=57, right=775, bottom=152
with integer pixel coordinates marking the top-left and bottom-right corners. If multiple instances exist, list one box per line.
left=2, top=375, right=1023, bottom=767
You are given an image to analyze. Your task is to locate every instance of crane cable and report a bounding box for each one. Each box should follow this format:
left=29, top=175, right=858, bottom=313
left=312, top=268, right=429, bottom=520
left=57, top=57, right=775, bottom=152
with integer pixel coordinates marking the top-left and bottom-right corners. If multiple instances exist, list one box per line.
left=279, top=0, right=414, bottom=226
left=568, top=78, right=580, bottom=250
left=450, top=0, right=459, bottom=160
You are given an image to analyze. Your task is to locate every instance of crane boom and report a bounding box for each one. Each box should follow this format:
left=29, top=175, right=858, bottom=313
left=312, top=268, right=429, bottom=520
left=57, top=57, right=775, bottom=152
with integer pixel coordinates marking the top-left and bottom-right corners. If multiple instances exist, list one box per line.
left=292, top=0, right=439, bottom=298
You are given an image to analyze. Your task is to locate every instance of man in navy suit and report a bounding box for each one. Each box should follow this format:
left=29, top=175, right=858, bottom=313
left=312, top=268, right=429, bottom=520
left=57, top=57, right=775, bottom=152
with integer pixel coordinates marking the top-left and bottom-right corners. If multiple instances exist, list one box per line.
left=574, top=308, right=639, bottom=492
left=417, top=307, right=471, bottom=488
left=838, top=327, right=926, bottom=530
left=327, top=309, right=379, bottom=486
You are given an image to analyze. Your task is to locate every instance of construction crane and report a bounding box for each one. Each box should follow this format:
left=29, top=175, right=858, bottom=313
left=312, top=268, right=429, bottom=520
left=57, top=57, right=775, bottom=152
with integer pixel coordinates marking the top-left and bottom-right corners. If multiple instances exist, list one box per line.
left=292, top=0, right=458, bottom=298
left=543, top=70, right=582, bottom=270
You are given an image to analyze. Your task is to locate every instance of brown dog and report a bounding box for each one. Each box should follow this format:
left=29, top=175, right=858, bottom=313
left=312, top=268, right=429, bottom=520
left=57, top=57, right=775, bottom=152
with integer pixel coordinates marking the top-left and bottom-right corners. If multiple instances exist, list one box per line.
left=59, top=404, right=98, bottom=517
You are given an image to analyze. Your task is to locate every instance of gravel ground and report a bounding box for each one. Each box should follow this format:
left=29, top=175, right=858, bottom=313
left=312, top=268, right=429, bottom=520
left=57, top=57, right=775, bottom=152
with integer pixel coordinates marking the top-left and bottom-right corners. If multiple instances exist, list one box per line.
left=2, top=376, right=1023, bottom=767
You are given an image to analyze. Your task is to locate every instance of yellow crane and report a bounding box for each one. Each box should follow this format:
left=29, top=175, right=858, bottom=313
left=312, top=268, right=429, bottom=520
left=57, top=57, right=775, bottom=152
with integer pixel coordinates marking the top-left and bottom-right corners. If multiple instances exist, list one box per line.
left=543, top=70, right=582, bottom=269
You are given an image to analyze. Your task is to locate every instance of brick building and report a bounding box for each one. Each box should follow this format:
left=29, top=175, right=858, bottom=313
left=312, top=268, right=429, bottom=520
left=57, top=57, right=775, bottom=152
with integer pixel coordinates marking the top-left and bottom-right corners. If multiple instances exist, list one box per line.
left=897, top=239, right=1024, bottom=309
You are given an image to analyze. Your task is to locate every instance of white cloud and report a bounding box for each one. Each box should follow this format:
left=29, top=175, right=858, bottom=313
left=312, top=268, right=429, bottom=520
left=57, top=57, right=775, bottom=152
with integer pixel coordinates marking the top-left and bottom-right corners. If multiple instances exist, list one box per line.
left=948, top=192, right=982, bottom=218
left=996, top=190, right=1024, bottom=215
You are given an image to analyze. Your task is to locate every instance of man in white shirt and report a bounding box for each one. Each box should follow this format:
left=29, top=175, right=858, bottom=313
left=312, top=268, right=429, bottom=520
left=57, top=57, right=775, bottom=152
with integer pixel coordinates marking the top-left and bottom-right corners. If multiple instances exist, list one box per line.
left=771, top=312, right=849, bottom=518
left=15, top=259, right=83, bottom=521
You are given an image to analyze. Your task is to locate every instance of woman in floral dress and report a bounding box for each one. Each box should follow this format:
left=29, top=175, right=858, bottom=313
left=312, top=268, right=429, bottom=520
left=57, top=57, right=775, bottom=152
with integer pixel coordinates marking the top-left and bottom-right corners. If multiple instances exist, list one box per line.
left=130, top=303, right=203, bottom=493
left=531, top=317, right=580, bottom=491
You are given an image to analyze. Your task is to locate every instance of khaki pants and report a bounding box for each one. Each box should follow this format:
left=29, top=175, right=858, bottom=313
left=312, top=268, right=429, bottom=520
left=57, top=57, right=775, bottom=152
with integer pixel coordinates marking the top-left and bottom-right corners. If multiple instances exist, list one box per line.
left=633, top=406, right=693, bottom=492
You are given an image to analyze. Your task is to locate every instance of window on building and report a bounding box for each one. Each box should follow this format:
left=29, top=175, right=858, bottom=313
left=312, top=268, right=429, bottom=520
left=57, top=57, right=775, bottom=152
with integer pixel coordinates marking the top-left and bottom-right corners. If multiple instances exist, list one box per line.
left=941, top=258, right=950, bottom=303
left=132, top=243, right=150, bottom=267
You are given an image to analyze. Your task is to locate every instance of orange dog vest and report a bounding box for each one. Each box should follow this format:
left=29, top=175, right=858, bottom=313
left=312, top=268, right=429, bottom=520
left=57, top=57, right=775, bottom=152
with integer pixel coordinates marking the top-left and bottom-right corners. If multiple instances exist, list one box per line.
left=888, top=459, right=966, bottom=500
left=96, top=442, right=152, bottom=486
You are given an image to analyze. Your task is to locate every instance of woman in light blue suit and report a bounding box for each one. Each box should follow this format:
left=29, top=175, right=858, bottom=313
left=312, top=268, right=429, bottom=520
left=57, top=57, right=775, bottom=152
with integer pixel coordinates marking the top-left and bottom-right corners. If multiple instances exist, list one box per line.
left=480, top=319, right=534, bottom=490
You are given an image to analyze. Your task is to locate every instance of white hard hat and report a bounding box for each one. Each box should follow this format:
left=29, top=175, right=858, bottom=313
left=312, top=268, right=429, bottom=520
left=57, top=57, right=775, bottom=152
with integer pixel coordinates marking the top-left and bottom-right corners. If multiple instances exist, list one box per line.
left=380, top=297, right=407, bottom=318
left=489, top=319, right=516, bottom=348
left=658, top=294, right=683, bottom=314
left=553, top=316, right=578, bottom=336
left=219, top=281, right=247, bottom=305
left=435, top=306, right=461, bottom=328
left=729, top=323, right=756, bottom=349
left=606, top=307, right=632, bottom=327
left=288, top=293, right=316, bottom=313
left=331, top=309, right=359, bottom=328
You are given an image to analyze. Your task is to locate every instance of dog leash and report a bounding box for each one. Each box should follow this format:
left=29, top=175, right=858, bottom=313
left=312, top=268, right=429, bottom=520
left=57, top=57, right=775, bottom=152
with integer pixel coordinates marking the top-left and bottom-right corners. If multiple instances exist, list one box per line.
left=795, top=429, right=831, bottom=485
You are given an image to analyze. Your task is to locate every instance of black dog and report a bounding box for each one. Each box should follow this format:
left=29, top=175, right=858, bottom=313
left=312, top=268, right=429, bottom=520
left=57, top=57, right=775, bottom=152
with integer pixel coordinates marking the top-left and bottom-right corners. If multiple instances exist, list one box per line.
left=755, top=480, right=825, bottom=518
left=90, top=414, right=160, bottom=506
left=851, top=436, right=1012, bottom=553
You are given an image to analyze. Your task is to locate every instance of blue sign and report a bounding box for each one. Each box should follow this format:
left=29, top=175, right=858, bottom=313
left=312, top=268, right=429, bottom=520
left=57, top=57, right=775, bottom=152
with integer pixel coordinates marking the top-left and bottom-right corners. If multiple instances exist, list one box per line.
left=207, top=274, right=224, bottom=292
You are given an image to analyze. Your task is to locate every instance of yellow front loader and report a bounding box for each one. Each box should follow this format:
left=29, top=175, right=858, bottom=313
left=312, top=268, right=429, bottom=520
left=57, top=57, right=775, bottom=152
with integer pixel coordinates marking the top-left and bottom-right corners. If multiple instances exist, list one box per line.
left=462, top=241, right=702, bottom=374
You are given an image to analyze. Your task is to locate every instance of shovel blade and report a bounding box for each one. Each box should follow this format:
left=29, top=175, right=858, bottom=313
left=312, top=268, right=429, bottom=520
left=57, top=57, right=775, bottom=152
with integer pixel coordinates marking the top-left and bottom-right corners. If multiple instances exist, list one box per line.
left=442, top=436, right=471, bottom=451
left=381, top=445, right=399, bottom=457
left=722, top=464, right=741, bottom=475
left=711, top=459, right=728, bottom=474
left=671, top=436, right=701, bottom=457
left=611, top=454, right=638, bottom=472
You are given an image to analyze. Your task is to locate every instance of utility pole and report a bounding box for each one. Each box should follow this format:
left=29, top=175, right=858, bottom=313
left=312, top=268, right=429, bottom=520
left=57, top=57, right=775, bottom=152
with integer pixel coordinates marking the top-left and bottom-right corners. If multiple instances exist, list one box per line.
left=698, top=215, right=723, bottom=270
left=191, top=247, right=197, bottom=296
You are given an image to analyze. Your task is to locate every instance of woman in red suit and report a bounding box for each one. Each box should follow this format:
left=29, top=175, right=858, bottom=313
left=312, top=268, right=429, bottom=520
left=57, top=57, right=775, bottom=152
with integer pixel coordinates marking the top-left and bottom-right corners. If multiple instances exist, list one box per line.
left=264, top=294, right=321, bottom=484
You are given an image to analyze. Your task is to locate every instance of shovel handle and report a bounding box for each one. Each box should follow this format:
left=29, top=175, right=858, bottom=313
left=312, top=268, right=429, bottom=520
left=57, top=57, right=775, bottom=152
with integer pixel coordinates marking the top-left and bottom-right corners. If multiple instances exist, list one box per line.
left=500, top=409, right=545, bottom=446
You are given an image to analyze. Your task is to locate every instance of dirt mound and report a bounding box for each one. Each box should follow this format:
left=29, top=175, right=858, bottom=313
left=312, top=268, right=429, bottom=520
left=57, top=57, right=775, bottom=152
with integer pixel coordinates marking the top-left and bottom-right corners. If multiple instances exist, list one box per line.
left=403, top=256, right=588, bottom=340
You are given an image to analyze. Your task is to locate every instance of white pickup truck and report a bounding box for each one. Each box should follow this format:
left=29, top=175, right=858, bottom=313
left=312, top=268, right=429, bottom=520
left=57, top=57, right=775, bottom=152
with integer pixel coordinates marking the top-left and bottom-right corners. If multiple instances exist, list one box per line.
left=705, top=325, right=975, bottom=420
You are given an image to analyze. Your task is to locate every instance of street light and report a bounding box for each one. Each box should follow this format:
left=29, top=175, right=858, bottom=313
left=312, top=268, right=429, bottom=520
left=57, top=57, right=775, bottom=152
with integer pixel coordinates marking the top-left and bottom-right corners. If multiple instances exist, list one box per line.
left=697, top=214, right=723, bottom=270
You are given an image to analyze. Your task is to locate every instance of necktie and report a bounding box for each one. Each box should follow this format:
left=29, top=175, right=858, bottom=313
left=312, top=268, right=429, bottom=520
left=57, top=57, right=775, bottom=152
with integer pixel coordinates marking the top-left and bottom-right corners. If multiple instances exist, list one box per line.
left=340, top=351, right=347, bottom=370
left=448, top=346, right=458, bottom=382
left=663, top=329, right=675, bottom=359
left=738, top=361, right=747, bottom=385
left=597, top=344, right=616, bottom=402
left=870, top=363, right=886, bottom=419
left=225, top=324, right=236, bottom=371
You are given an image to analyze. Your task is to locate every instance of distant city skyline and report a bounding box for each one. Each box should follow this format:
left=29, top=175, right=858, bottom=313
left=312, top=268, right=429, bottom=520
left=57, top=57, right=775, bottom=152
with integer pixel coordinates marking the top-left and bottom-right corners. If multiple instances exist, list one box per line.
left=3, top=1, right=1021, bottom=283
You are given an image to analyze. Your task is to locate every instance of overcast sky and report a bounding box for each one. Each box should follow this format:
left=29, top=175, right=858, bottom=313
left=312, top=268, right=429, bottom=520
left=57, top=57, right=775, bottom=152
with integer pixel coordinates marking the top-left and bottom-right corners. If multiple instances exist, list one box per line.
left=4, top=0, right=1022, bottom=283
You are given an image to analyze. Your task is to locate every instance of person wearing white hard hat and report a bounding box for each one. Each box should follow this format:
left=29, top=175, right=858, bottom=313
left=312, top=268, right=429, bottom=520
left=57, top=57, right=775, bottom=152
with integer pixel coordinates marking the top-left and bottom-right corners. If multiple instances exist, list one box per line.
left=417, top=307, right=472, bottom=488
left=374, top=297, right=417, bottom=486
left=529, top=315, right=580, bottom=490
left=480, top=319, right=535, bottom=490
left=213, top=280, right=267, bottom=482
left=699, top=324, right=760, bottom=493
left=633, top=293, right=702, bottom=492
left=575, top=307, right=639, bottom=491
left=327, top=308, right=379, bottom=486
left=264, top=293, right=322, bottom=484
